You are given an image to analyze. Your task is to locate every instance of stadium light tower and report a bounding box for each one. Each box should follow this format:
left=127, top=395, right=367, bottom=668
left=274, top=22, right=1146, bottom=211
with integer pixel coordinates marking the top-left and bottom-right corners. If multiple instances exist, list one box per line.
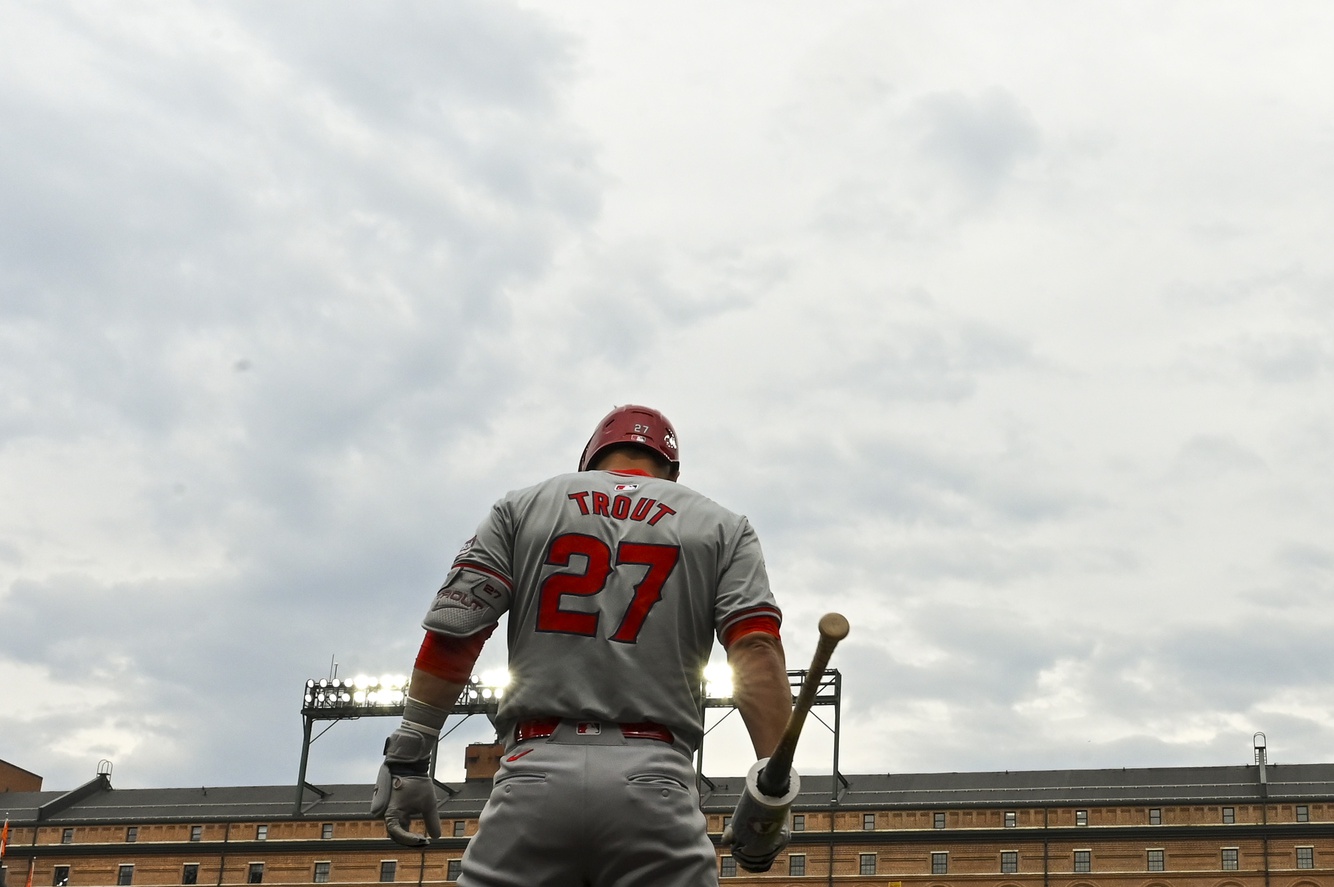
left=699, top=666, right=846, bottom=801
left=293, top=672, right=509, bottom=814
left=294, top=666, right=845, bottom=813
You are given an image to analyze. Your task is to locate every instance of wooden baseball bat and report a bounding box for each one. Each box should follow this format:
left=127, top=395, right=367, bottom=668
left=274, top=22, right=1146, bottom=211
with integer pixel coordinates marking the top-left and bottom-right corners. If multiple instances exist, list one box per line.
left=756, top=612, right=849, bottom=798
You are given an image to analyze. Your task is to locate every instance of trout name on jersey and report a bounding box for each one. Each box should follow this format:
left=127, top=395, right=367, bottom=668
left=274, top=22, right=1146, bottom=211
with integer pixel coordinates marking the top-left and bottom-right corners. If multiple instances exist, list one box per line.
left=566, top=490, right=677, bottom=525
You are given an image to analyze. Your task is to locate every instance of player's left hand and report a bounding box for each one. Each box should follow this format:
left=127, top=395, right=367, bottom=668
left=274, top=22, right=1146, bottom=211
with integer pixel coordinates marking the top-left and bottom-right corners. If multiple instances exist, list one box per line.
left=370, top=727, right=442, bottom=846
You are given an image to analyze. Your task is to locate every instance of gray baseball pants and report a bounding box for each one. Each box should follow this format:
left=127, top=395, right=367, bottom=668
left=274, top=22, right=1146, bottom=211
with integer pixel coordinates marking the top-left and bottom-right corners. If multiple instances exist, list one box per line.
left=457, top=721, right=718, bottom=887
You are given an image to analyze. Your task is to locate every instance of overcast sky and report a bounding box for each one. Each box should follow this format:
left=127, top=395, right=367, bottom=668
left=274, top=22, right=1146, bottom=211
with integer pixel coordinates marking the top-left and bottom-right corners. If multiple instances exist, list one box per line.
left=3, top=1, right=1333, bottom=793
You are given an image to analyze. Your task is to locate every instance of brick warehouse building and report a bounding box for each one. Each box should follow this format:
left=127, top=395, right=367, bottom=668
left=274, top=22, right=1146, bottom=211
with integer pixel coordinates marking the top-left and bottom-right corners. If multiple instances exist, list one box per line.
left=2, top=749, right=1331, bottom=887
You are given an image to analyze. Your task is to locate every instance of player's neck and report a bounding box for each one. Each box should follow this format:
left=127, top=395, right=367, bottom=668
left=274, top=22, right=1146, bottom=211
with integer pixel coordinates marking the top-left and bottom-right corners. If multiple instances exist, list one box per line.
left=594, top=453, right=678, bottom=481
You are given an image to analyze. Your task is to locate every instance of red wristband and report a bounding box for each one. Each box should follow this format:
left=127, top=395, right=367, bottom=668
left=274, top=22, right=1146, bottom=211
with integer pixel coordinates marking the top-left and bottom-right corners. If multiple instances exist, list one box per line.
left=414, top=626, right=495, bottom=683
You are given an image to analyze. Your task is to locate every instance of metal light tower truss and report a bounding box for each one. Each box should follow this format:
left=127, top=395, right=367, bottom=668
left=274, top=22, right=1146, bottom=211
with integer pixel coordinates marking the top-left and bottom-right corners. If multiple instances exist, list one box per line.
left=294, top=667, right=846, bottom=813
left=699, top=668, right=846, bottom=802
left=293, top=675, right=505, bottom=814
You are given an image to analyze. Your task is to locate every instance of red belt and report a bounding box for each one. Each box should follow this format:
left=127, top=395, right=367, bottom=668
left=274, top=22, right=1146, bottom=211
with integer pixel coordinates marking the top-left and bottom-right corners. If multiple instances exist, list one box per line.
left=515, top=718, right=674, bottom=744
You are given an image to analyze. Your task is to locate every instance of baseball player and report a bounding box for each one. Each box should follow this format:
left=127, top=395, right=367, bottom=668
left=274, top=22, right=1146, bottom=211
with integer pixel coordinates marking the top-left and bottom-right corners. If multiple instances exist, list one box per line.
left=371, top=405, right=797, bottom=885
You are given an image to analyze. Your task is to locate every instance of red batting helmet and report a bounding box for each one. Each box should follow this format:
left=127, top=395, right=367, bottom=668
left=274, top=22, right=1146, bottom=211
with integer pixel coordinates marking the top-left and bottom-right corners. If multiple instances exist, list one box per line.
left=578, top=405, right=680, bottom=472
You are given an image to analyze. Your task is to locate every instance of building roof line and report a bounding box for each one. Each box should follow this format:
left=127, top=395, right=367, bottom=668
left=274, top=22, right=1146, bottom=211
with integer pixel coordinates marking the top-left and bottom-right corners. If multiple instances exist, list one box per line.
left=37, top=774, right=111, bottom=822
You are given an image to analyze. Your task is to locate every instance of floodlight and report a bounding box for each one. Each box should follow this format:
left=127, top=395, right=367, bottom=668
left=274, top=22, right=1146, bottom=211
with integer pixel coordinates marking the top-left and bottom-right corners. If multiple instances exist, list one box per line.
left=703, top=662, right=733, bottom=699
left=478, top=668, right=511, bottom=689
left=297, top=664, right=846, bottom=819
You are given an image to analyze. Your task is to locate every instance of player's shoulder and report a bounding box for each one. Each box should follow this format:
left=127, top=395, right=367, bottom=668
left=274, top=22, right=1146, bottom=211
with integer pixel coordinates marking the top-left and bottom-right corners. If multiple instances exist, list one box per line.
left=607, top=472, right=754, bottom=526
left=504, top=471, right=740, bottom=515
left=490, top=472, right=574, bottom=507
left=494, top=471, right=612, bottom=506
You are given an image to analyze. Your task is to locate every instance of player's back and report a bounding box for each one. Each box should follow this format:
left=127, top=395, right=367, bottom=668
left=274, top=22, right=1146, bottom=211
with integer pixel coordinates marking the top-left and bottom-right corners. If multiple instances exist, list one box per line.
left=487, top=469, right=774, bottom=750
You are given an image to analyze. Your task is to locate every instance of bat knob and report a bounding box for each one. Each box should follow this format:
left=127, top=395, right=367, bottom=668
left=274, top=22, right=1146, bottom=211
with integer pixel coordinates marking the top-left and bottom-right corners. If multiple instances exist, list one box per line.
left=818, top=612, right=849, bottom=641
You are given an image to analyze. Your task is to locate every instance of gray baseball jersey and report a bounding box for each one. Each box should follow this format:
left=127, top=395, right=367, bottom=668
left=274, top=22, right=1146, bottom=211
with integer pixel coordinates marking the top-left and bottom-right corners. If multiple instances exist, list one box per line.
left=424, top=468, right=781, bottom=750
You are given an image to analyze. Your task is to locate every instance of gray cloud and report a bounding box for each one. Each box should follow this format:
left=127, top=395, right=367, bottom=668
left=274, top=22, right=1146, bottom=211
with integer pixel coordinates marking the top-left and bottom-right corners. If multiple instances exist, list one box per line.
left=912, top=88, right=1042, bottom=202
left=833, top=605, right=1334, bottom=775
left=1169, top=434, right=1266, bottom=480
left=4, top=2, right=1334, bottom=794
left=0, top=0, right=600, bottom=789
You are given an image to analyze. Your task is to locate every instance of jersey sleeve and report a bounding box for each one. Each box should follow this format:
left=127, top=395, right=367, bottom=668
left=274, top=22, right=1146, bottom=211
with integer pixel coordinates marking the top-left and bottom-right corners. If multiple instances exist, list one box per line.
left=422, top=500, right=514, bottom=638
left=713, top=517, right=782, bottom=648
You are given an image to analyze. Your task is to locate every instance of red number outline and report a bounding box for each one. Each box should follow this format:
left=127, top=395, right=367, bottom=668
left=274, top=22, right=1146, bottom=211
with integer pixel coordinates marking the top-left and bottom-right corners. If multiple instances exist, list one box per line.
left=537, top=534, right=610, bottom=637
left=609, top=542, right=679, bottom=643
left=536, top=534, right=680, bottom=643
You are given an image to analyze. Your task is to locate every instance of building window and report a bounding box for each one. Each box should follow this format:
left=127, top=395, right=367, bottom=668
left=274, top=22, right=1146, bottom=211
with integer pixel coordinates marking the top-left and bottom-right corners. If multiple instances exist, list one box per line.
left=182, top=865, right=199, bottom=885
left=247, top=863, right=263, bottom=884
left=453, top=821, right=466, bottom=838
left=1147, top=849, right=1164, bottom=871
left=859, top=853, right=876, bottom=876
left=788, top=855, right=806, bottom=877
left=118, top=866, right=134, bottom=887
left=1222, top=848, right=1239, bottom=870
left=931, top=852, right=948, bottom=875
left=61, top=829, right=74, bottom=844
left=719, top=856, right=736, bottom=878
left=1001, top=850, right=1018, bottom=873
left=446, top=860, right=462, bottom=882
left=256, top=825, right=268, bottom=841
left=1297, top=805, right=1310, bottom=823
left=125, top=827, right=137, bottom=843
left=1004, top=810, right=1017, bottom=828
left=321, top=823, right=334, bottom=840
left=933, top=812, right=946, bottom=829
left=1148, top=808, right=1162, bottom=825
left=792, top=814, right=805, bottom=832
left=722, top=815, right=731, bottom=831
left=1074, top=850, right=1091, bottom=873
left=862, top=813, right=875, bottom=830
left=1297, top=846, right=1314, bottom=869
left=190, top=826, right=202, bottom=842
left=1075, top=809, right=1088, bottom=827
left=53, top=866, right=71, bottom=887
left=1222, top=807, right=1235, bottom=824
left=379, top=861, right=396, bottom=883
left=313, top=862, right=330, bottom=883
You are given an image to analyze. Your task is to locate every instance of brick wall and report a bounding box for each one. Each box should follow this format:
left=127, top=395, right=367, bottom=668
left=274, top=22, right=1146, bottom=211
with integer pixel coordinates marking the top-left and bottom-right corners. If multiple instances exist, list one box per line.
left=1, top=760, right=42, bottom=793
left=7, top=796, right=1331, bottom=887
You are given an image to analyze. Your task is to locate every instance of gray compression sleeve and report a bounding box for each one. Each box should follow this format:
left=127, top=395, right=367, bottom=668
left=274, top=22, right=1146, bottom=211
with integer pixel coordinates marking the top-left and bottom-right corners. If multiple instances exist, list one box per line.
left=403, top=697, right=450, bottom=735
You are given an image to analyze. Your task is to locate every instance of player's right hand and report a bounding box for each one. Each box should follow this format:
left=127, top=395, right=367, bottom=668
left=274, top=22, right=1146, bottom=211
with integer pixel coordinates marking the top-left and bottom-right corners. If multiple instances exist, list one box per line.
left=721, top=758, right=800, bottom=873
left=370, top=727, right=442, bottom=846
left=723, top=818, right=789, bottom=873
